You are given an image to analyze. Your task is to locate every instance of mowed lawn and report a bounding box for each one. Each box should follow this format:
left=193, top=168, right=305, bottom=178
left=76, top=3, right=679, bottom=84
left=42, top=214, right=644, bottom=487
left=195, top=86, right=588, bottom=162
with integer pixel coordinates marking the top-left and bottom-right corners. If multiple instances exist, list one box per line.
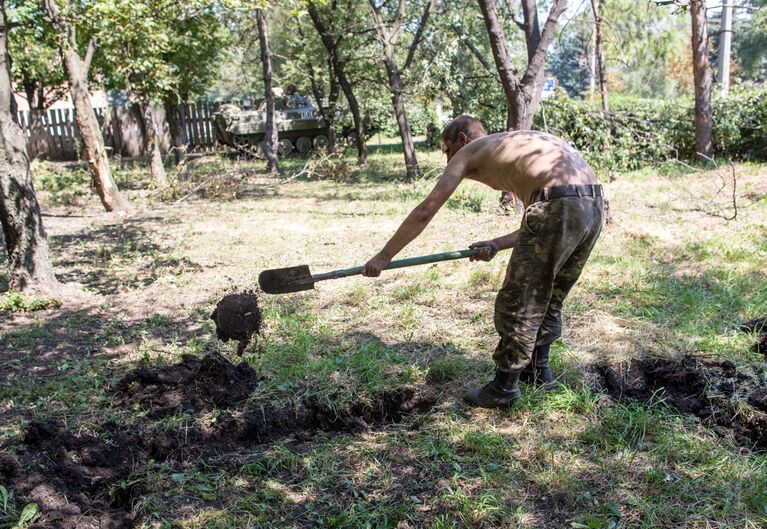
left=1, top=144, right=766, bottom=528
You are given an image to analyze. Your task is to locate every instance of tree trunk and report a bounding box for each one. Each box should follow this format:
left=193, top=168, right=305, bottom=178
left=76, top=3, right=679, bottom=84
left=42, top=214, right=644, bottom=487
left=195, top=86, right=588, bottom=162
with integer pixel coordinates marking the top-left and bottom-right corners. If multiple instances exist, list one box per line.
left=327, top=72, right=339, bottom=153
left=0, top=7, right=60, bottom=296
left=138, top=99, right=168, bottom=187
left=45, top=0, right=131, bottom=213
left=256, top=8, right=278, bottom=174
left=589, top=30, right=596, bottom=98
left=382, top=49, right=419, bottom=180
left=690, top=0, right=713, bottom=160
left=477, top=0, right=566, bottom=131
left=23, top=80, right=36, bottom=110
left=306, top=54, right=340, bottom=153
left=590, top=0, right=609, bottom=114
left=164, top=98, right=185, bottom=165
left=368, top=0, right=434, bottom=180
left=306, top=1, right=367, bottom=164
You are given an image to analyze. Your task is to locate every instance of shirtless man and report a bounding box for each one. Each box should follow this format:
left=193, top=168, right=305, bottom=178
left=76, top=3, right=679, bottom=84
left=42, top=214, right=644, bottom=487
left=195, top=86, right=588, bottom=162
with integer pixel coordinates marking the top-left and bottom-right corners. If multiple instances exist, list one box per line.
left=362, top=115, right=604, bottom=408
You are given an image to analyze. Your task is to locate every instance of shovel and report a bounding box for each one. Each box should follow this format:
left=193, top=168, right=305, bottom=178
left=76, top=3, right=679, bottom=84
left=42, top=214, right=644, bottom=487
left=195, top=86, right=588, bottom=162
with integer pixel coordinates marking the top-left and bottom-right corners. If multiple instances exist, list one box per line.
left=259, top=247, right=491, bottom=294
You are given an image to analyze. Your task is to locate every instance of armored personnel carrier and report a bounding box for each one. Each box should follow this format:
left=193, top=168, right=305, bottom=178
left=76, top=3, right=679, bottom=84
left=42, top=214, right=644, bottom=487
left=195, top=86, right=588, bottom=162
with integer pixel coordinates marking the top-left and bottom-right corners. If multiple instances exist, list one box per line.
left=213, top=94, right=331, bottom=157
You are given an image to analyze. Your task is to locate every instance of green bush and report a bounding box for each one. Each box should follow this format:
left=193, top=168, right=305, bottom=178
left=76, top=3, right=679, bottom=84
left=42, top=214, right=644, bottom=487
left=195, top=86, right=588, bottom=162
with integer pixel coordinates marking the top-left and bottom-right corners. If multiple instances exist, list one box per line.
left=0, top=292, right=61, bottom=312
left=533, top=87, right=767, bottom=172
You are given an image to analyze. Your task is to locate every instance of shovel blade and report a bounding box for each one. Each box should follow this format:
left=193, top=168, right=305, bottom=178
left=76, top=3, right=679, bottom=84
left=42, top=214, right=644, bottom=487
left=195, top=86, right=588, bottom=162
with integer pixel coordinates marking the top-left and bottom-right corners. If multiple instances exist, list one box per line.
left=258, top=265, right=315, bottom=294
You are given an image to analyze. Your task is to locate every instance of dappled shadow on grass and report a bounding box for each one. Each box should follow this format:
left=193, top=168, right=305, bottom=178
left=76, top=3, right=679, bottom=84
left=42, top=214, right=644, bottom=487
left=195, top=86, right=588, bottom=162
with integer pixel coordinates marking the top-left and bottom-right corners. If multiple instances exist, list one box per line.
left=569, top=392, right=767, bottom=527
left=593, top=235, right=767, bottom=334
left=0, top=300, right=213, bottom=427
left=49, top=216, right=201, bottom=295
left=0, top=322, right=497, bottom=528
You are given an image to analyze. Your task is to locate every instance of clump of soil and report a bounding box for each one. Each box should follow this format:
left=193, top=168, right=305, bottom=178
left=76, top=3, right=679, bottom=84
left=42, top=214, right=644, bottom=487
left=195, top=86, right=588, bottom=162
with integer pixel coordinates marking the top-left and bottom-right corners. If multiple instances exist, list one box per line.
left=9, top=419, right=135, bottom=529
left=210, top=291, right=262, bottom=354
left=594, top=355, right=767, bottom=451
left=116, top=351, right=261, bottom=418
left=740, top=317, right=767, bottom=356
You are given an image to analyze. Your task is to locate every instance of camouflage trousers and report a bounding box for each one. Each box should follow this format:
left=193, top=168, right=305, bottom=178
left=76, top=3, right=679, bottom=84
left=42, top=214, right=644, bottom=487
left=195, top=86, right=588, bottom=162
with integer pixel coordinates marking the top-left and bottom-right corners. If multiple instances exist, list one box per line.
left=493, top=195, right=604, bottom=372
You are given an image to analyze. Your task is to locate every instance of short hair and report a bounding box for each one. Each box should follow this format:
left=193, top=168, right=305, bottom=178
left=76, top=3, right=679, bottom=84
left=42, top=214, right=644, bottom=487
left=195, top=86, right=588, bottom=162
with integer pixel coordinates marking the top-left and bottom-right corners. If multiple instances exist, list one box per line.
left=441, top=115, right=487, bottom=143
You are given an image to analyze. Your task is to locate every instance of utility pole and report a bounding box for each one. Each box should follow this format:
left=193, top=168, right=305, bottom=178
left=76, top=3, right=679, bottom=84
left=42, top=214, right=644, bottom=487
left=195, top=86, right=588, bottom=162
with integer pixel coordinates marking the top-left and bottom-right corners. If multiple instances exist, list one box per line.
left=718, top=2, right=733, bottom=95
left=589, top=30, right=596, bottom=98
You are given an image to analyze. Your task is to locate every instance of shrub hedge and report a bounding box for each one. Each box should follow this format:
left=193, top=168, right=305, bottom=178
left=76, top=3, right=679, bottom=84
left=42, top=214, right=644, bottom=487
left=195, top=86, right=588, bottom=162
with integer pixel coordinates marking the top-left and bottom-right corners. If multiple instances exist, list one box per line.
left=533, top=87, right=767, bottom=172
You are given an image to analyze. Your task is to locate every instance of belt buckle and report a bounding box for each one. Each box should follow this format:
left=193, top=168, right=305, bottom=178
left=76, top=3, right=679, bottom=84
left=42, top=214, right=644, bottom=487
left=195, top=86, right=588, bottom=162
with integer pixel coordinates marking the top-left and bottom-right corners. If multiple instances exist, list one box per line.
left=543, top=188, right=550, bottom=201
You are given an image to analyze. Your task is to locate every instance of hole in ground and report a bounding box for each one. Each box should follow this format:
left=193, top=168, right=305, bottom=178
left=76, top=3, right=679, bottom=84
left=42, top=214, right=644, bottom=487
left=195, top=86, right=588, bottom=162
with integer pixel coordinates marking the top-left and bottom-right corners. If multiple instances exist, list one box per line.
left=593, top=355, right=767, bottom=451
left=8, top=353, right=438, bottom=526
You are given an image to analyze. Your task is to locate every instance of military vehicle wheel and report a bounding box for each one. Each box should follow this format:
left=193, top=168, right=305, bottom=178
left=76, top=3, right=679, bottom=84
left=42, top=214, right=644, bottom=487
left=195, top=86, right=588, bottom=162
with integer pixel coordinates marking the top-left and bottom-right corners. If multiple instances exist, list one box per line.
left=233, top=135, right=261, bottom=159
left=296, top=136, right=313, bottom=154
left=313, top=135, right=329, bottom=151
left=278, top=139, right=294, bottom=156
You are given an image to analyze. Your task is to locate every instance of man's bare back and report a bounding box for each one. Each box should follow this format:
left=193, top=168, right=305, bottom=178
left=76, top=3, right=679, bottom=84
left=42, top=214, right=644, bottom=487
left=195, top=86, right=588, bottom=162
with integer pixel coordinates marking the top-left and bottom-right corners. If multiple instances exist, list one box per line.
left=458, top=130, right=597, bottom=207
left=361, top=121, right=600, bottom=278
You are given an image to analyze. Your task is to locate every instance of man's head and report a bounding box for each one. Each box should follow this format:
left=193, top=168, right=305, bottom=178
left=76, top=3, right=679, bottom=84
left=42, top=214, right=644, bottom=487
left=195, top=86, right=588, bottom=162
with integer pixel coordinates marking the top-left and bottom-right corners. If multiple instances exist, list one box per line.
left=441, top=115, right=487, bottom=161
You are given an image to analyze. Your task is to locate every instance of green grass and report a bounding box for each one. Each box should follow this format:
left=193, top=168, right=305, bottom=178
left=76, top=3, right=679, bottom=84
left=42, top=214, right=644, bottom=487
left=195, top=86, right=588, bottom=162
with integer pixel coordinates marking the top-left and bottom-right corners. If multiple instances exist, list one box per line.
left=6, top=150, right=767, bottom=528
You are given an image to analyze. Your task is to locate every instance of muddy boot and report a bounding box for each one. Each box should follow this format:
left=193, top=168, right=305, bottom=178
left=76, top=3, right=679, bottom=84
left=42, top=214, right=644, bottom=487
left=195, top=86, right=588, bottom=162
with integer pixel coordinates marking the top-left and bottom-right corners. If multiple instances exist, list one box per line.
left=463, top=369, right=522, bottom=409
left=519, top=345, right=557, bottom=390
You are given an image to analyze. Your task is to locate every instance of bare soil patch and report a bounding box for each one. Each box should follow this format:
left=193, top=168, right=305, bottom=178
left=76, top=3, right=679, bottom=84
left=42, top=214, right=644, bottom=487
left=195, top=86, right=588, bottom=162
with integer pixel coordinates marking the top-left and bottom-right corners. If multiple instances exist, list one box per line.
left=5, top=352, right=436, bottom=527
left=4, top=420, right=135, bottom=529
left=594, top=355, right=767, bottom=451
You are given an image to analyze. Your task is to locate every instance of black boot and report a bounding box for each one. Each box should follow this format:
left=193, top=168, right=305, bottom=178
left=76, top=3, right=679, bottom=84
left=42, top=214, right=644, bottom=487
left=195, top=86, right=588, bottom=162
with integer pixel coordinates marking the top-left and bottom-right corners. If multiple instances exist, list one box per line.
left=463, top=369, right=522, bottom=409
left=519, top=344, right=557, bottom=390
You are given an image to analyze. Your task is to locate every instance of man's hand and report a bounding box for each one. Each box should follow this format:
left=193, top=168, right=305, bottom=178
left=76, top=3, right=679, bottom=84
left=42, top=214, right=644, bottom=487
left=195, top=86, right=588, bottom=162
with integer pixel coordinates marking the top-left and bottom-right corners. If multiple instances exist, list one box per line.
left=469, top=240, right=500, bottom=261
left=362, top=251, right=392, bottom=277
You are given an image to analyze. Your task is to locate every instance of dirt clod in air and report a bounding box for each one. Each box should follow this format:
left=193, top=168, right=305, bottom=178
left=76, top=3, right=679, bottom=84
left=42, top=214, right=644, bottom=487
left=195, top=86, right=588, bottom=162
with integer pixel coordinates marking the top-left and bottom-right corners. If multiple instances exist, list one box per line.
left=594, top=355, right=767, bottom=451
left=740, top=317, right=767, bottom=356
left=116, top=351, right=261, bottom=418
left=211, top=291, right=262, bottom=354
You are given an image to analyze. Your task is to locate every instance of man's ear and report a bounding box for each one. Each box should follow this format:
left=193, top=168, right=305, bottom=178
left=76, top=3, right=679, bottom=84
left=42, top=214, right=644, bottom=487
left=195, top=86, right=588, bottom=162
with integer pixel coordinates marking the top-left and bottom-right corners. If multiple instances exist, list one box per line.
left=457, top=131, right=468, bottom=145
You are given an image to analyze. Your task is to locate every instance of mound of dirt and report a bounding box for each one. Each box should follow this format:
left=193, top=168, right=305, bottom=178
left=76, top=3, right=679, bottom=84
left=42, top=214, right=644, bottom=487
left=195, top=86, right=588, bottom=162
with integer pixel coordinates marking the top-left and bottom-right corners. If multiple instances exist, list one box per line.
left=594, top=355, right=767, bottom=451
left=11, top=419, right=135, bottom=529
left=9, top=348, right=439, bottom=527
left=116, top=351, right=261, bottom=418
left=210, top=291, right=262, bottom=354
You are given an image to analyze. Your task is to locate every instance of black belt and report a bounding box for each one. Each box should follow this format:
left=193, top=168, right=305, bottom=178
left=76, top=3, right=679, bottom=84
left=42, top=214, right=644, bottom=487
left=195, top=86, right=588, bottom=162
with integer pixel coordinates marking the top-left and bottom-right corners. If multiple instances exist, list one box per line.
left=530, top=184, right=603, bottom=204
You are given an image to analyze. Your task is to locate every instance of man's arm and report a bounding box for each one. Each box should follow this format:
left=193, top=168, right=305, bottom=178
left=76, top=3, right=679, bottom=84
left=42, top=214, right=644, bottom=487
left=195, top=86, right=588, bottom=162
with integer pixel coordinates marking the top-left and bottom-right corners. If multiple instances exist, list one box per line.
left=362, top=156, right=468, bottom=277
left=469, top=229, right=520, bottom=261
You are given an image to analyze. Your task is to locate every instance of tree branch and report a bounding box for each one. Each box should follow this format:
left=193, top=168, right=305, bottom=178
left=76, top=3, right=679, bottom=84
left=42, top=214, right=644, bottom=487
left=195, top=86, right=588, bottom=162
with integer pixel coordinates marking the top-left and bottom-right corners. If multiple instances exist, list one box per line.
left=83, top=37, right=96, bottom=78
left=392, top=0, right=406, bottom=38
left=501, top=0, right=526, bottom=31
left=367, top=0, right=389, bottom=45
left=520, top=0, right=566, bottom=89
left=477, top=0, right=519, bottom=100
left=520, top=0, right=540, bottom=62
left=402, top=0, right=436, bottom=71
left=451, top=25, right=494, bottom=73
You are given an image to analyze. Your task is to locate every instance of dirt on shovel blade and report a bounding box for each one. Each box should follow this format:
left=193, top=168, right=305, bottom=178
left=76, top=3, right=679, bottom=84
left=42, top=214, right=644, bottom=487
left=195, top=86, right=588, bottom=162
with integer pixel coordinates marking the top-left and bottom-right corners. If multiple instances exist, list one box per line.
left=210, top=291, right=262, bottom=354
